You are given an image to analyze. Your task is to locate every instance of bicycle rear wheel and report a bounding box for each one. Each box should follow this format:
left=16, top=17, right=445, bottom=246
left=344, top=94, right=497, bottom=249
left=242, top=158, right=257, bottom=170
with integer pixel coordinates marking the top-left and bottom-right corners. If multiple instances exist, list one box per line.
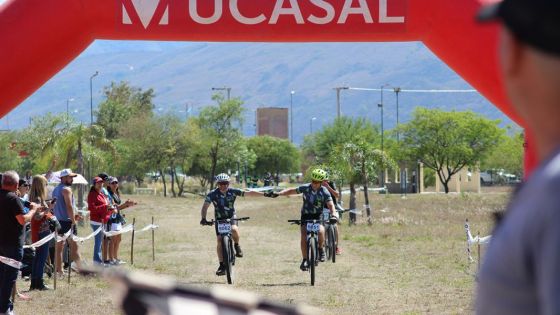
left=309, top=236, right=316, bottom=286
left=330, top=225, right=337, bottom=263
left=325, top=225, right=332, bottom=261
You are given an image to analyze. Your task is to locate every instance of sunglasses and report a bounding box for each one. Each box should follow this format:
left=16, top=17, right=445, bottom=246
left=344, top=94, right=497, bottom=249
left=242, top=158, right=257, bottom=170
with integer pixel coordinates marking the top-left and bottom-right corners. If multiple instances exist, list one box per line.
left=218, top=182, right=229, bottom=186
left=311, top=180, right=322, bottom=184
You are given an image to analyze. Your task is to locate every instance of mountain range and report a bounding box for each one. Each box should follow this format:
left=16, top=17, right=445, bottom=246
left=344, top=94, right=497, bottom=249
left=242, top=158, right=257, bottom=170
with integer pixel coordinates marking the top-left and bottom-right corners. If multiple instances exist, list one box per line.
left=4, top=40, right=516, bottom=144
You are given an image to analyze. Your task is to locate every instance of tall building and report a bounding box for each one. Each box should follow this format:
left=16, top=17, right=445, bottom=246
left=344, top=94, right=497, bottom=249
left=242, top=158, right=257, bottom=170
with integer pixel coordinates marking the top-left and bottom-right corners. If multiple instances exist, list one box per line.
left=256, top=107, right=288, bottom=139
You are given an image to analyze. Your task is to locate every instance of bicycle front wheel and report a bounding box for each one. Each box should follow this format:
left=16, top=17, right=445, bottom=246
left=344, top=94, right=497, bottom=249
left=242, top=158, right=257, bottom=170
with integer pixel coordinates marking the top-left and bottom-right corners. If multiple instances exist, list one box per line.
left=222, top=236, right=234, bottom=284
left=309, top=236, right=316, bottom=286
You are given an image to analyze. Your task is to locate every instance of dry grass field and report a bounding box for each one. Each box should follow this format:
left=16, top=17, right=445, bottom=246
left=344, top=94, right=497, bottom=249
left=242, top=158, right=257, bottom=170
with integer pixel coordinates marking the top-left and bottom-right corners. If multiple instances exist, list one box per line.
left=14, top=188, right=511, bottom=315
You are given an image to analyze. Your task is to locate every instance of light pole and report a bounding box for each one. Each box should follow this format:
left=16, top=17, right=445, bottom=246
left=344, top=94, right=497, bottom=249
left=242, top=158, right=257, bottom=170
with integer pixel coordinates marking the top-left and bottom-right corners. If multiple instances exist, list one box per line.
left=66, top=98, right=74, bottom=128
left=334, top=86, right=349, bottom=119
left=211, top=86, right=231, bottom=100
left=310, top=117, right=317, bottom=134
left=89, top=71, right=98, bottom=181
left=290, top=90, right=295, bottom=143
left=90, top=71, right=98, bottom=126
left=394, top=87, right=401, bottom=143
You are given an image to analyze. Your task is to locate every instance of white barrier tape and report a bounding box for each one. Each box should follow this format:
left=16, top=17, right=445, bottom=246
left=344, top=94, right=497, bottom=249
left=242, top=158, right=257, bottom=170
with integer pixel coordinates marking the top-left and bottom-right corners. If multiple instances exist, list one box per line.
left=23, top=232, right=55, bottom=249
left=56, top=229, right=73, bottom=242
left=72, top=226, right=103, bottom=244
left=104, top=224, right=134, bottom=237
left=135, top=224, right=159, bottom=234
left=0, top=256, right=23, bottom=269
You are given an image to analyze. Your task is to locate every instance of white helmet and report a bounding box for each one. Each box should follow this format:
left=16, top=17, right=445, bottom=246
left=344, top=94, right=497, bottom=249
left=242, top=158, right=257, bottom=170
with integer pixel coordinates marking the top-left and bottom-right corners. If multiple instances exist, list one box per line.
left=215, top=173, right=230, bottom=183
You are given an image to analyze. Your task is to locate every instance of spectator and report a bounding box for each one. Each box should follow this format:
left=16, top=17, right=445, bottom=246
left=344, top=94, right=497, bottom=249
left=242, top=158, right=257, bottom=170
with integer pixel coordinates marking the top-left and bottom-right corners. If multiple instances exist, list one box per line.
left=52, top=169, right=83, bottom=276
left=29, top=175, right=57, bottom=291
left=97, top=173, right=113, bottom=264
left=87, top=177, right=112, bottom=266
left=107, top=177, right=135, bottom=265
left=0, top=171, right=41, bottom=314
left=476, top=1, right=560, bottom=314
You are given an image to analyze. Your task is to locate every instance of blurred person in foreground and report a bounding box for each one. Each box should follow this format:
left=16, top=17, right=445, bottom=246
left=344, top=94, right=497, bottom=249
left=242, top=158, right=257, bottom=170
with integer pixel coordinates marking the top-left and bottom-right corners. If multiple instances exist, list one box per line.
left=476, top=1, right=560, bottom=314
left=0, top=171, right=41, bottom=315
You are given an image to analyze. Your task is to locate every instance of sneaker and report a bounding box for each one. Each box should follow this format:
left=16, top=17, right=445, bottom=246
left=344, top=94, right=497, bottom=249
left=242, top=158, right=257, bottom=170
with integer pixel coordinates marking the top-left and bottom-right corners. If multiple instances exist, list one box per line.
left=17, top=291, right=32, bottom=301
left=56, top=271, right=66, bottom=279
left=215, top=263, right=226, bottom=276
left=319, top=249, right=326, bottom=262
left=299, top=259, right=309, bottom=271
left=336, top=247, right=342, bottom=255
left=234, top=244, right=243, bottom=258
left=70, top=262, right=79, bottom=272
left=115, top=259, right=127, bottom=265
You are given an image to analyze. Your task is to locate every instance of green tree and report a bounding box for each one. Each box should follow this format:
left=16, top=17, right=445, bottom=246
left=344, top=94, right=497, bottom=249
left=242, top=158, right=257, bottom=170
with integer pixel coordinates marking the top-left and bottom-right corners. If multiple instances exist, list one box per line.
left=482, top=128, right=524, bottom=177
left=303, top=117, right=380, bottom=212
left=245, top=136, right=300, bottom=183
left=400, top=108, right=503, bottom=193
left=333, top=140, right=395, bottom=224
left=0, top=132, right=21, bottom=171
left=17, top=114, right=66, bottom=174
left=96, top=81, right=155, bottom=139
left=194, top=94, right=244, bottom=189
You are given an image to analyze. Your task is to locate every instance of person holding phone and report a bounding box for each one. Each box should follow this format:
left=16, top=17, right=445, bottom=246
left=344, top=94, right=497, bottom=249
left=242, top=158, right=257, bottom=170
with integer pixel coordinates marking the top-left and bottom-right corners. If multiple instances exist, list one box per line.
left=29, top=175, right=58, bottom=290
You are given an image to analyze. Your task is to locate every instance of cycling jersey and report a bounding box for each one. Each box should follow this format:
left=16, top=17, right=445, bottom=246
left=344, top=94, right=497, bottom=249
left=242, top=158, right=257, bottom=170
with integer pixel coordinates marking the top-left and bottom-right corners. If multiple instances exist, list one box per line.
left=296, top=184, right=332, bottom=215
left=205, top=188, right=245, bottom=219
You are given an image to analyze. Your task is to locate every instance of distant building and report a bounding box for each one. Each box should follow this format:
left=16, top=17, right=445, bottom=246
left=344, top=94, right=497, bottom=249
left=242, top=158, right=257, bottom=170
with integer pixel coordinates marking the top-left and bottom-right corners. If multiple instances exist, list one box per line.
left=256, top=107, right=288, bottom=139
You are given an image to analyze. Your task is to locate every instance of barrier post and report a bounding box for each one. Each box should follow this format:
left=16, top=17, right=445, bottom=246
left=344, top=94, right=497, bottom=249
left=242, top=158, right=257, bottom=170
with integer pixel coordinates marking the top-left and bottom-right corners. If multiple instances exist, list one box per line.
left=53, top=234, right=58, bottom=290
left=151, top=217, right=155, bottom=262
left=130, top=218, right=135, bottom=265
left=67, top=239, right=72, bottom=285
left=477, top=231, right=481, bottom=271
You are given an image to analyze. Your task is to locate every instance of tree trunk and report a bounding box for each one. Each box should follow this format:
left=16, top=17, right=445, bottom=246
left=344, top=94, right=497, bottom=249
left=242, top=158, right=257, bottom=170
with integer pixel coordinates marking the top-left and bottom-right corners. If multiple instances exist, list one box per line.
left=349, top=183, right=357, bottom=225
left=76, top=141, right=85, bottom=209
left=170, top=168, right=176, bottom=198
left=362, top=161, right=372, bottom=225
left=175, top=171, right=185, bottom=197
left=209, top=145, right=219, bottom=191
left=363, top=184, right=372, bottom=225
left=159, top=168, right=167, bottom=197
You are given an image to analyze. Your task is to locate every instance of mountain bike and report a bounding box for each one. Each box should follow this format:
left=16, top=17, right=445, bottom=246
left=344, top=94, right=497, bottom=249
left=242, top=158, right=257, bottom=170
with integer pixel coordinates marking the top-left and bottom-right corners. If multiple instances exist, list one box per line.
left=204, top=217, right=250, bottom=284
left=288, top=219, right=321, bottom=286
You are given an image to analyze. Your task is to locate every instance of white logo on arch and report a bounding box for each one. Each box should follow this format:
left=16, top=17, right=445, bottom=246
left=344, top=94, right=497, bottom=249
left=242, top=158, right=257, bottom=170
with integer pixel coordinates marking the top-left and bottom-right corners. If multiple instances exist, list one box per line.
left=122, top=0, right=168, bottom=28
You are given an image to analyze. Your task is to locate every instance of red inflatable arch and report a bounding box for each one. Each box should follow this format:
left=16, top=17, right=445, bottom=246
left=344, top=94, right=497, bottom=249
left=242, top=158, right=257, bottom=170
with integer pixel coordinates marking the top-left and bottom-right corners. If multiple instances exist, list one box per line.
left=0, top=0, right=535, bottom=172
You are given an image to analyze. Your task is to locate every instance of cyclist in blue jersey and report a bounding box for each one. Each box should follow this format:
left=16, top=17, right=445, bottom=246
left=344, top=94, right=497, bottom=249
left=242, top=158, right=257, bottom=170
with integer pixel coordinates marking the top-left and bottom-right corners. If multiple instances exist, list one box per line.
left=200, top=173, right=269, bottom=276
left=277, top=168, right=336, bottom=271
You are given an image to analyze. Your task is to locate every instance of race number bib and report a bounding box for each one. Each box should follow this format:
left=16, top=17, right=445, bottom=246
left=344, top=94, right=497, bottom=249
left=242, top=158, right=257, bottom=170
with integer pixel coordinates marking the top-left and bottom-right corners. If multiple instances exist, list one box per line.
left=323, top=209, right=330, bottom=221
left=306, top=222, right=320, bottom=233
left=217, top=222, right=232, bottom=234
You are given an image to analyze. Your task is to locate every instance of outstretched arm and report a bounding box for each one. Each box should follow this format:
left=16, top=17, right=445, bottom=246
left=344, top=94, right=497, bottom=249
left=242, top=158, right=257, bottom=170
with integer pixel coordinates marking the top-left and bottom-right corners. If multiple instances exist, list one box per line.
left=277, top=187, right=298, bottom=197
left=244, top=190, right=266, bottom=197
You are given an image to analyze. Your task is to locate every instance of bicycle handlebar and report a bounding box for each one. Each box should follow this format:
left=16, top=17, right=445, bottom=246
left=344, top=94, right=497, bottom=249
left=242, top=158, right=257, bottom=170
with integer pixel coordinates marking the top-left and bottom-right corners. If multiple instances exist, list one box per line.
left=287, top=219, right=322, bottom=225
left=203, top=217, right=251, bottom=226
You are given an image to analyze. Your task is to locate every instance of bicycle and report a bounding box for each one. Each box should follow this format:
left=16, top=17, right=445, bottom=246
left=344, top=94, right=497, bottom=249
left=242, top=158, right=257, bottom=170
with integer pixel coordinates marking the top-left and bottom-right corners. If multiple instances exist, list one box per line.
left=203, top=217, right=250, bottom=284
left=288, top=219, right=321, bottom=286
left=322, top=207, right=349, bottom=263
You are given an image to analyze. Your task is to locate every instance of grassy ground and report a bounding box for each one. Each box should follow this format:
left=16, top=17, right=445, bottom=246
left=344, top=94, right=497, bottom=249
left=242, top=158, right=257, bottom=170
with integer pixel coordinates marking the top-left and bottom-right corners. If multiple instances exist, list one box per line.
left=14, top=188, right=510, bottom=315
